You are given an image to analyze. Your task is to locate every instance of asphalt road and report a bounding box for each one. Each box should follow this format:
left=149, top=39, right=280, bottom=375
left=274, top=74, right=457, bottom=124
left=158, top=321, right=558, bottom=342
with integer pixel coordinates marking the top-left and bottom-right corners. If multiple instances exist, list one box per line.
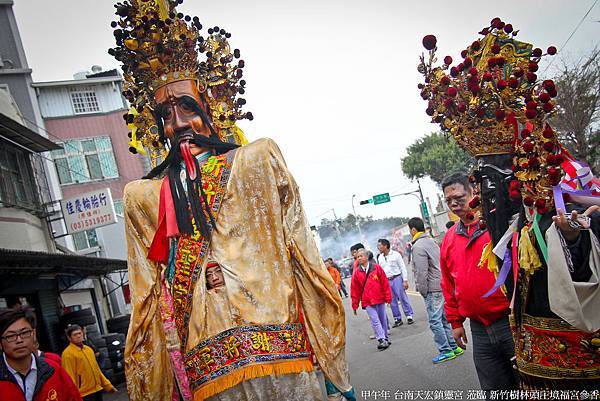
left=107, top=278, right=483, bottom=401
left=342, top=277, right=483, bottom=401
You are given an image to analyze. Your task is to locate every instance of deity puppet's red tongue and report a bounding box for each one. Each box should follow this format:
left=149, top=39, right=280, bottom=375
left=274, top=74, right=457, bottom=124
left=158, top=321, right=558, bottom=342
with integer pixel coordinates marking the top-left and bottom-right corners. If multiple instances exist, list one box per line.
left=180, top=140, right=197, bottom=181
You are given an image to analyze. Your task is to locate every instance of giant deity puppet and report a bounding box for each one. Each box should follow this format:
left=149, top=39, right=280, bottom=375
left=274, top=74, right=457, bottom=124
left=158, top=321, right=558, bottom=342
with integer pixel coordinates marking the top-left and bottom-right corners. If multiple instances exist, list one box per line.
left=418, top=18, right=600, bottom=389
left=108, top=1, right=355, bottom=400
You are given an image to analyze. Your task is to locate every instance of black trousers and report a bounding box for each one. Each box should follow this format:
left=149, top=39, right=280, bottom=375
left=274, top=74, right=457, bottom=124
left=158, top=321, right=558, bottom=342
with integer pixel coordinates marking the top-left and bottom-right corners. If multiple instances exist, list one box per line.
left=339, top=279, right=348, bottom=297
left=470, top=316, right=519, bottom=392
left=83, top=391, right=103, bottom=401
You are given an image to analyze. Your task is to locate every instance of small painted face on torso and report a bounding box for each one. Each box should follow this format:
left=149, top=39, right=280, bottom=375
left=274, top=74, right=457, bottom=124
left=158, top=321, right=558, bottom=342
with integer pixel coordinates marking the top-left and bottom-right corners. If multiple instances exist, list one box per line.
left=206, top=263, right=225, bottom=289
left=154, top=80, right=212, bottom=155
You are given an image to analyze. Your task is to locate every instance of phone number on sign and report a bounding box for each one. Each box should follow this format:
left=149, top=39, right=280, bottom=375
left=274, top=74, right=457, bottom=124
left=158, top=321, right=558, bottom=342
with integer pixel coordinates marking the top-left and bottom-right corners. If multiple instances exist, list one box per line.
left=70, top=213, right=113, bottom=232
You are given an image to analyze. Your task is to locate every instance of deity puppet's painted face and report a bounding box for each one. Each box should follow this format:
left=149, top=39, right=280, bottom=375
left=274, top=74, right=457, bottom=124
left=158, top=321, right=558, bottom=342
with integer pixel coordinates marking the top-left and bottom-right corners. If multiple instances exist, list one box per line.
left=154, top=80, right=212, bottom=155
left=206, top=263, right=225, bottom=290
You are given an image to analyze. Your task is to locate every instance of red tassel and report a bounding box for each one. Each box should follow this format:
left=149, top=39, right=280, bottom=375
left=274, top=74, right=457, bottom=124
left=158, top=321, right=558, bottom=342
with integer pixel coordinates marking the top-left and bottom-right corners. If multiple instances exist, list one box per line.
left=148, top=177, right=173, bottom=264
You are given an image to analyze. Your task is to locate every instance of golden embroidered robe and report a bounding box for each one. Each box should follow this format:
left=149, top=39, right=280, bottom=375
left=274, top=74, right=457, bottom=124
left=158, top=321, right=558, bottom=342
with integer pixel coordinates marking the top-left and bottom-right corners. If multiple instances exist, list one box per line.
left=123, top=138, right=351, bottom=400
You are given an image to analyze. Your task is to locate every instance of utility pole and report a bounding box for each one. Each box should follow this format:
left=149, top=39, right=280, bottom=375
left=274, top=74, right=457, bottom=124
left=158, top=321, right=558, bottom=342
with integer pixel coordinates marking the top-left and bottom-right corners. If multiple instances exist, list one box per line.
left=313, top=208, right=341, bottom=237
left=330, top=208, right=341, bottom=237
left=416, top=179, right=432, bottom=230
left=351, top=194, right=363, bottom=240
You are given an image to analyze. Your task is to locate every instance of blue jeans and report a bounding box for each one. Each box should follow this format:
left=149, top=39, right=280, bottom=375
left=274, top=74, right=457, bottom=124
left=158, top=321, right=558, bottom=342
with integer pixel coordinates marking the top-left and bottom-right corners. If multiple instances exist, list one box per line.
left=424, top=292, right=457, bottom=354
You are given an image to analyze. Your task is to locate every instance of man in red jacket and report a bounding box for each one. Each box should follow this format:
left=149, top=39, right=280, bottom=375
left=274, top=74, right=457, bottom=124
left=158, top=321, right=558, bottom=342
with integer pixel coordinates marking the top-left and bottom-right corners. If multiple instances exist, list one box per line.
left=440, top=173, right=517, bottom=391
left=0, top=306, right=82, bottom=401
left=351, top=248, right=392, bottom=350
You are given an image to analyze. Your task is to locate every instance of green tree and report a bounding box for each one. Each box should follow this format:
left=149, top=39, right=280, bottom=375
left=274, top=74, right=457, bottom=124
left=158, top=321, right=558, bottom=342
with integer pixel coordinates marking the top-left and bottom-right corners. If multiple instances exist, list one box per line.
left=401, top=132, right=474, bottom=186
left=551, top=49, right=600, bottom=174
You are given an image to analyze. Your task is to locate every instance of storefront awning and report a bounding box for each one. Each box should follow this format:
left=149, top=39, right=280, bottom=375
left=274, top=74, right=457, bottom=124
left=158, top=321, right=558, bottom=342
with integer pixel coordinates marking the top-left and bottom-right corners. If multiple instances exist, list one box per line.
left=0, top=248, right=127, bottom=277
left=0, top=113, right=61, bottom=153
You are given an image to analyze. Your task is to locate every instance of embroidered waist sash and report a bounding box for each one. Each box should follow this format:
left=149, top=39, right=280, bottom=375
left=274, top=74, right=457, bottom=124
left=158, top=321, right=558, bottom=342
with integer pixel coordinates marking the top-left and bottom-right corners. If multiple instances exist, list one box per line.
left=511, top=314, right=600, bottom=381
left=185, top=323, right=314, bottom=399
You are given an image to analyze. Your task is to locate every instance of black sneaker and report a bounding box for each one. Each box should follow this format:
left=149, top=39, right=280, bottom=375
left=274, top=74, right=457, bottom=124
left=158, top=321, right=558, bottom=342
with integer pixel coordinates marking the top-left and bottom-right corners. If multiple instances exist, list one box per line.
left=392, top=319, right=403, bottom=328
left=407, top=316, right=414, bottom=325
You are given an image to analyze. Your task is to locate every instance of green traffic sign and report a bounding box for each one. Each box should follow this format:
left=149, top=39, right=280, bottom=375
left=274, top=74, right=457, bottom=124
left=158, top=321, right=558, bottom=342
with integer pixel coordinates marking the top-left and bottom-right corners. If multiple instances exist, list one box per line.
left=421, top=201, right=430, bottom=218
left=373, top=193, right=391, bottom=205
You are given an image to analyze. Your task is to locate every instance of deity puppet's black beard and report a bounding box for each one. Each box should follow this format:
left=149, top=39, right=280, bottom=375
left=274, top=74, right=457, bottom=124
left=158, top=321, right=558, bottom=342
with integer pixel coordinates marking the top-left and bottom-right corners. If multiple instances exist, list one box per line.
left=477, top=154, right=521, bottom=247
left=143, top=129, right=239, bottom=239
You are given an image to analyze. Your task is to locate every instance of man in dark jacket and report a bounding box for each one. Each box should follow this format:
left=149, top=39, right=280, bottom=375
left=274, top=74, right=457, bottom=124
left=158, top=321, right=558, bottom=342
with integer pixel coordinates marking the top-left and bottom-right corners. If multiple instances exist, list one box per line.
left=409, top=217, right=464, bottom=364
left=0, top=306, right=82, bottom=401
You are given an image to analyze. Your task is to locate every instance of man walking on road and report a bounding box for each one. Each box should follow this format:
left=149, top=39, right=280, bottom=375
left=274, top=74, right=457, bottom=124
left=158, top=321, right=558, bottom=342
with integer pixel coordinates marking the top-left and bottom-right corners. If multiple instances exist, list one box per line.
left=61, top=325, right=116, bottom=401
left=440, top=173, right=516, bottom=391
left=349, top=243, right=364, bottom=271
left=325, top=259, right=342, bottom=294
left=376, top=239, right=414, bottom=327
left=0, top=307, right=82, bottom=401
left=351, top=249, right=392, bottom=350
left=408, top=217, right=464, bottom=364
left=325, top=258, right=348, bottom=298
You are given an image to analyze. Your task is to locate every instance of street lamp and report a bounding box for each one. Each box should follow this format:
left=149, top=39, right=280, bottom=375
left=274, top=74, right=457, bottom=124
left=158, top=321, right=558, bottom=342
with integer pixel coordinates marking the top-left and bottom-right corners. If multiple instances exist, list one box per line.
left=394, top=189, right=425, bottom=219
left=351, top=194, right=364, bottom=239
left=393, top=182, right=433, bottom=231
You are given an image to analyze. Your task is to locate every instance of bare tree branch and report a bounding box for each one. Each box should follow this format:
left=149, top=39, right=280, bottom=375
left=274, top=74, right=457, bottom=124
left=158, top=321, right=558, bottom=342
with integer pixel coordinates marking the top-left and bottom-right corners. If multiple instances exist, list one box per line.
left=551, top=48, right=600, bottom=174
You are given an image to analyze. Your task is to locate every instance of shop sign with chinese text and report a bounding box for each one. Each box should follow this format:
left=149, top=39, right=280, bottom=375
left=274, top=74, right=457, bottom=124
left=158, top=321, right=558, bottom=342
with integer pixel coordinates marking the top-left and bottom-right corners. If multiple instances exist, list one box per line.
left=61, top=188, right=117, bottom=234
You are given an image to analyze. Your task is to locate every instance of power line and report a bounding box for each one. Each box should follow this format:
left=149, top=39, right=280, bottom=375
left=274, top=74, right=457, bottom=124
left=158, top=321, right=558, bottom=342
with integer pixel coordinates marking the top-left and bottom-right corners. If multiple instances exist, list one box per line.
left=542, top=0, right=599, bottom=75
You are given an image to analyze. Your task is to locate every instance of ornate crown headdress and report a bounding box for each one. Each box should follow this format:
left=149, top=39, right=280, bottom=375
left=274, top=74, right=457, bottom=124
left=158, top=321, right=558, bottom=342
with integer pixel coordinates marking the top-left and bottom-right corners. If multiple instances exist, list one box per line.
left=418, top=17, right=564, bottom=214
left=109, top=0, right=251, bottom=166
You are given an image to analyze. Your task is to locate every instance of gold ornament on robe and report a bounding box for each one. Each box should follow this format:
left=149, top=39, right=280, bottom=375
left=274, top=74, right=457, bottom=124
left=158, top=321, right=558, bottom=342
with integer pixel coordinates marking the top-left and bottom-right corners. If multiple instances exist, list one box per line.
left=123, top=139, right=351, bottom=400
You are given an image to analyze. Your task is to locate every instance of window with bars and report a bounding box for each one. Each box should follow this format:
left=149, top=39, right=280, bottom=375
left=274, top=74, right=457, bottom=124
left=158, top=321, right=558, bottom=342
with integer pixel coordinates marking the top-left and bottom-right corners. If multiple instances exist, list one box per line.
left=52, top=136, right=119, bottom=185
left=0, top=139, right=42, bottom=214
left=70, top=87, right=100, bottom=114
left=113, top=199, right=124, bottom=215
left=72, top=229, right=99, bottom=251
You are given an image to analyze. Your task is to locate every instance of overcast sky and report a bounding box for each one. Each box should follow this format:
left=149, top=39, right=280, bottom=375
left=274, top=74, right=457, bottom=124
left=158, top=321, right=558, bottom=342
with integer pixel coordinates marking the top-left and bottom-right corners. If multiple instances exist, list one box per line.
left=13, top=0, right=600, bottom=226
